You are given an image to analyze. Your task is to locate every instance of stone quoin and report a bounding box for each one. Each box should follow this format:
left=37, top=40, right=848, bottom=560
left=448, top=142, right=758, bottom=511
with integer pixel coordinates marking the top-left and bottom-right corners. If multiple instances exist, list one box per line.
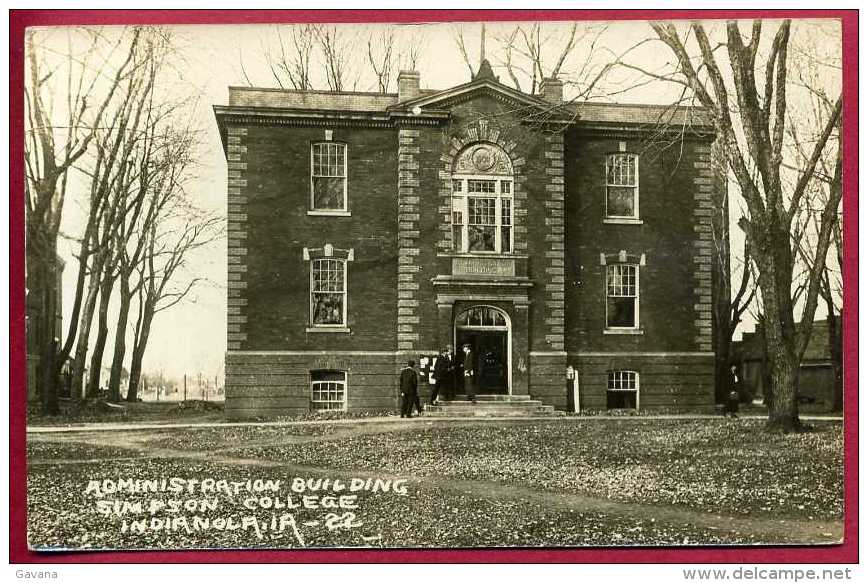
left=213, top=62, right=723, bottom=419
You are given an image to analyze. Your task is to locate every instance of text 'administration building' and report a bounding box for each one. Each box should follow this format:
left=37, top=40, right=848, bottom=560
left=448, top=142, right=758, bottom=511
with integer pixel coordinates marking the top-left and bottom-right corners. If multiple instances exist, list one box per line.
left=214, top=63, right=721, bottom=419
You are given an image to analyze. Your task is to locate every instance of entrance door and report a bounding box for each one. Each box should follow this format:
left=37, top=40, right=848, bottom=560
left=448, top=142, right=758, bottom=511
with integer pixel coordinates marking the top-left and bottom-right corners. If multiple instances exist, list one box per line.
left=454, top=306, right=511, bottom=394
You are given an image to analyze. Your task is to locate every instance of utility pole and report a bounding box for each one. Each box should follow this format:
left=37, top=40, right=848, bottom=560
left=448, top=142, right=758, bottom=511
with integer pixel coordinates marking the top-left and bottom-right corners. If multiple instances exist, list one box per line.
left=183, top=374, right=187, bottom=402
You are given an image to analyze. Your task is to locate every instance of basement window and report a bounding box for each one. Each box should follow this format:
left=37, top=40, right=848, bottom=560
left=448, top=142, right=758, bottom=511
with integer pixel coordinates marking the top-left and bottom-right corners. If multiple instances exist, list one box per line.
left=310, top=370, right=347, bottom=411
left=607, top=370, right=639, bottom=409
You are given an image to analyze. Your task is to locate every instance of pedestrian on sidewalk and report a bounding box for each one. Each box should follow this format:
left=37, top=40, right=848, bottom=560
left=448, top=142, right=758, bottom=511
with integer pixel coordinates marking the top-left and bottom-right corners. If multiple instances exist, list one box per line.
left=431, top=346, right=453, bottom=405
left=400, top=360, right=422, bottom=418
left=725, top=364, right=741, bottom=418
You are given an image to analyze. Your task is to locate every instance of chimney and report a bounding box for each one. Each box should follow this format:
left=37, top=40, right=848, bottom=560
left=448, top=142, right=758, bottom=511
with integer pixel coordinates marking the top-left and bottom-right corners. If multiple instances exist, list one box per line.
left=398, top=70, right=420, bottom=102
left=539, top=77, right=564, bottom=105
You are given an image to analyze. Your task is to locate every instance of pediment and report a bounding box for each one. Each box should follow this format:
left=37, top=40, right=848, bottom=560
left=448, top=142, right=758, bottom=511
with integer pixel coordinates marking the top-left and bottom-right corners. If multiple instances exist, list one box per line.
left=390, top=79, right=566, bottom=117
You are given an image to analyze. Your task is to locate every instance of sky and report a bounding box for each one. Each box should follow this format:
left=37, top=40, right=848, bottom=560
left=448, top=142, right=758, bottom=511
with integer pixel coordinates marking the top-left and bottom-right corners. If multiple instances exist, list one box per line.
left=39, top=18, right=841, bottom=381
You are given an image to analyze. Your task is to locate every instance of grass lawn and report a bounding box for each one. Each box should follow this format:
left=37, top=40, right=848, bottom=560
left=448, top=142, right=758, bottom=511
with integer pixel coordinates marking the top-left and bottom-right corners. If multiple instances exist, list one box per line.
left=27, top=399, right=226, bottom=426
left=26, top=418, right=843, bottom=550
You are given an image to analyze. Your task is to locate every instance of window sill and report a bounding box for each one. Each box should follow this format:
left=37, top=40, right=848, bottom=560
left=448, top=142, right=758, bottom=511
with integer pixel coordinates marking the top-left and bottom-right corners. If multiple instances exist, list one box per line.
left=308, top=210, right=352, bottom=217
left=603, top=328, right=644, bottom=335
left=603, top=218, right=643, bottom=225
left=306, top=327, right=351, bottom=334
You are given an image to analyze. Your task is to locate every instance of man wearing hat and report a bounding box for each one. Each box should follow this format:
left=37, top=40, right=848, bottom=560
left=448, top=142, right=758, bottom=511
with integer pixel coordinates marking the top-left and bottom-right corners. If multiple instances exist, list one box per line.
left=431, top=345, right=454, bottom=405
left=399, top=360, right=422, bottom=418
left=462, top=343, right=476, bottom=403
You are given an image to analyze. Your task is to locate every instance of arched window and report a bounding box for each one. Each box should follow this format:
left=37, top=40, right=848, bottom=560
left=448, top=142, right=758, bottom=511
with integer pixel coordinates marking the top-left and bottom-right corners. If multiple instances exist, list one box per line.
left=451, top=143, right=514, bottom=254
left=455, top=306, right=508, bottom=328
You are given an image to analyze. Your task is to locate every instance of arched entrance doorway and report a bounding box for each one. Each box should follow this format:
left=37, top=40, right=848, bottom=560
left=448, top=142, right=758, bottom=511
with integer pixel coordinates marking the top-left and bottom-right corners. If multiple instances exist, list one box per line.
left=454, top=306, right=511, bottom=395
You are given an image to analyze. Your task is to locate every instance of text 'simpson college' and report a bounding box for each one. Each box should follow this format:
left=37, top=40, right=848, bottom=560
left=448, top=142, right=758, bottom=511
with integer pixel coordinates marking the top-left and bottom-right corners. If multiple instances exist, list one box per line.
left=213, top=61, right=721, bottom=419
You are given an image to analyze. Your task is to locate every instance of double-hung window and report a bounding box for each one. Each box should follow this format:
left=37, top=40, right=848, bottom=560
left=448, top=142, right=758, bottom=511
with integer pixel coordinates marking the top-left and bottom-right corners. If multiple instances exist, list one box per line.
left=606, top=153, right=639, bottom=219
left=310, top=370, right=347, bottom=411
left=310, top=142, right=347, bottom=212
left=310, top=258, right=346, bottom=327
left=606, top=264, right=639, bottom=329
left=451, top=177, right=513, bottom=254
left=607, top=370, right=639, bottom=409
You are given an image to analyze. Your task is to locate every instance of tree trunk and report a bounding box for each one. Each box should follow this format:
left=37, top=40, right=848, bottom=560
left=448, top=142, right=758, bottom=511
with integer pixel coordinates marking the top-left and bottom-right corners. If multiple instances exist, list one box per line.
left=27, top=236, right=61, bottom=415
left=86, top=275, right=114, bottom=398
left=765, top=346, right=802, bottom=432
left=754, top=228, right=803, bottom=433
left=713, top=321, right=732, bottom=404
left=38, top=262, right=60, bottom=415
left=126, top=303, right=155, bottom=402
left=71, top=276, right=99, bottom=399
left=108, top=278, right=132, bottom=401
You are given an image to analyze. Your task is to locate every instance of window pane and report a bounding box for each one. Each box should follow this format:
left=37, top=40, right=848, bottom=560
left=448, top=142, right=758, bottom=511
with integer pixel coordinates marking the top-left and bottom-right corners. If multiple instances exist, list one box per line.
left=467, top=179, right=496, bottom=193
left=500, top=180, right=511, bottom=194
left=311, top=370, right=345, bottom=383
left=608, top=264, right=637, bottom=297
left=607, top=154, right=636, bottom=186
left=468, top=198, right=496, bottom=252
left=312, top=293, right=344, bottom=324
left=607, top=390, right=637, bottom=409
left=452, top=197, right=464, bottom=252
left=312, top=143, right=345, bottom=177
left=452, top=179, right=463, bottom=193
left=469, top=198, right=495, bottom=224
left=468, top=226, right=495, bottom=251
left=607, top=297, right=636, bottom=328
left=310, top=374, right=346, bottom=411
left=313, top=177, right=345, bottom=210
left=312, top=260, right=346, bottom=325
left=607, top=186, right=635, bottom=217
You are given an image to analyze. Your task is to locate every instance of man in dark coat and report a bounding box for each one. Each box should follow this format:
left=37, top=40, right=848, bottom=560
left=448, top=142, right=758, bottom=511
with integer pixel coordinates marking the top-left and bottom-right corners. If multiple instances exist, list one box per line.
left=431, top=347, right=453, bottom=405
left=725, top=364, right=741, bottom=418
left=400, top=360, right=422, bottom=418
left=462, top=343, right=476, bottom=403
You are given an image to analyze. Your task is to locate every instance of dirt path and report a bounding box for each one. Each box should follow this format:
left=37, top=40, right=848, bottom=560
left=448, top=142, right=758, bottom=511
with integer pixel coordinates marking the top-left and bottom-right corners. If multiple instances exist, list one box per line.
left=26, top=413, right=844, bottom=433
left=28, top=423, right=843, bottom=545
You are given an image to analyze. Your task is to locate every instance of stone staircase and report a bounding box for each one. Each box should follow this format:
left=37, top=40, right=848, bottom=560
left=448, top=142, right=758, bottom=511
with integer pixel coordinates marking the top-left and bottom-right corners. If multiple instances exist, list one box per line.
left=424, top=394, right=565, bottom=417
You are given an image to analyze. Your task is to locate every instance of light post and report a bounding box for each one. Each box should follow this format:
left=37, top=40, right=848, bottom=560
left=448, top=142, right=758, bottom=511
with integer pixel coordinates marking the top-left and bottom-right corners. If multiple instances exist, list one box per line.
left=566, top=365, right=580, bottom=413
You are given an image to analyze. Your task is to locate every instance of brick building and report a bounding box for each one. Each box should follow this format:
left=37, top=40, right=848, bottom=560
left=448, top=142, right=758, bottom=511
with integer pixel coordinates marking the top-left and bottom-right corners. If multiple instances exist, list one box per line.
left=214, top=63, right=721, bottom=419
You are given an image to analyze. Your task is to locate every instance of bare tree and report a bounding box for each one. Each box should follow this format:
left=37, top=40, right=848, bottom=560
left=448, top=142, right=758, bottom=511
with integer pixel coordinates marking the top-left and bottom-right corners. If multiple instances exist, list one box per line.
left=126, top=208, right=222, bottom=402
left=25, top=27, right=140, bottom=413
left=314, top=25, right=356, bottom=92
left=649, top=20, right=842, bottom=431
left=367, top=28, right=395, bottom=93
left=261, top=24, right=316, bottom=90
left=452, top=26, right=477, bottom=79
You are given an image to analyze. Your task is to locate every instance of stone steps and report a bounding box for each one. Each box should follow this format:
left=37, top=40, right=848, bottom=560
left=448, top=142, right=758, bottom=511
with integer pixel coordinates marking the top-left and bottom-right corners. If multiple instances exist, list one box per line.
left=423, top=395, right=565, bottom=417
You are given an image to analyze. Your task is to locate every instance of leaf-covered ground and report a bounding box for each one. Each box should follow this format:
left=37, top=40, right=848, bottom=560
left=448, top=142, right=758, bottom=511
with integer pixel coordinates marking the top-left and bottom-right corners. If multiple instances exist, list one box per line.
left=26, top=418, right=844, bottom=550
left=235, top=419, right=843, bottom=519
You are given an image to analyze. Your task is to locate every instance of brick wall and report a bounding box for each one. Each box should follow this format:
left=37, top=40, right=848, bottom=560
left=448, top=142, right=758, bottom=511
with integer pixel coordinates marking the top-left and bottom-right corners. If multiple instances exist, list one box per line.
left=221, top=91, right=718, bottom=417
left=225, top=351, right=399, bottom=419
left=226, top=126, right=249, bottom=351
left=563, top=134, right=712, bottom=353
left=240, top=124, right=399, bottom=351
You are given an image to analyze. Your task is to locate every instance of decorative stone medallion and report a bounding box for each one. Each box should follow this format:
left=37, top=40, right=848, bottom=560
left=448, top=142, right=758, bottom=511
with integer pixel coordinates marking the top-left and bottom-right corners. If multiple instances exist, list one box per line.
left=454, top=143, right=513, bottom=175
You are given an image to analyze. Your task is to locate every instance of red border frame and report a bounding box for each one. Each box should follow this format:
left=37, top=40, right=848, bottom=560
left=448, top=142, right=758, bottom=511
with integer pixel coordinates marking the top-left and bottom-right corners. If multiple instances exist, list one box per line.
left=9, top=9, right=859, bottom=564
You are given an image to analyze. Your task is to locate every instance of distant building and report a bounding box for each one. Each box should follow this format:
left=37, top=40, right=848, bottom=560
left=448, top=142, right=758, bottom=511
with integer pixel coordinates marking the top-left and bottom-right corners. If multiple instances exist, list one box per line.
left=214, top=63, right=723, bottom=419
left=732, top=318, right=840, bottom=407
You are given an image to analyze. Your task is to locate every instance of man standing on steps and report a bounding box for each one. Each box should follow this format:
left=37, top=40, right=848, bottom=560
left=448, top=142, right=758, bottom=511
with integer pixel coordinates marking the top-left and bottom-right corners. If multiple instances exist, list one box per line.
left=431, top=346, right=452, bottom=405
left=462, top=343, right=476, bottom=403
left=400, top=360, right=422, bottom=418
